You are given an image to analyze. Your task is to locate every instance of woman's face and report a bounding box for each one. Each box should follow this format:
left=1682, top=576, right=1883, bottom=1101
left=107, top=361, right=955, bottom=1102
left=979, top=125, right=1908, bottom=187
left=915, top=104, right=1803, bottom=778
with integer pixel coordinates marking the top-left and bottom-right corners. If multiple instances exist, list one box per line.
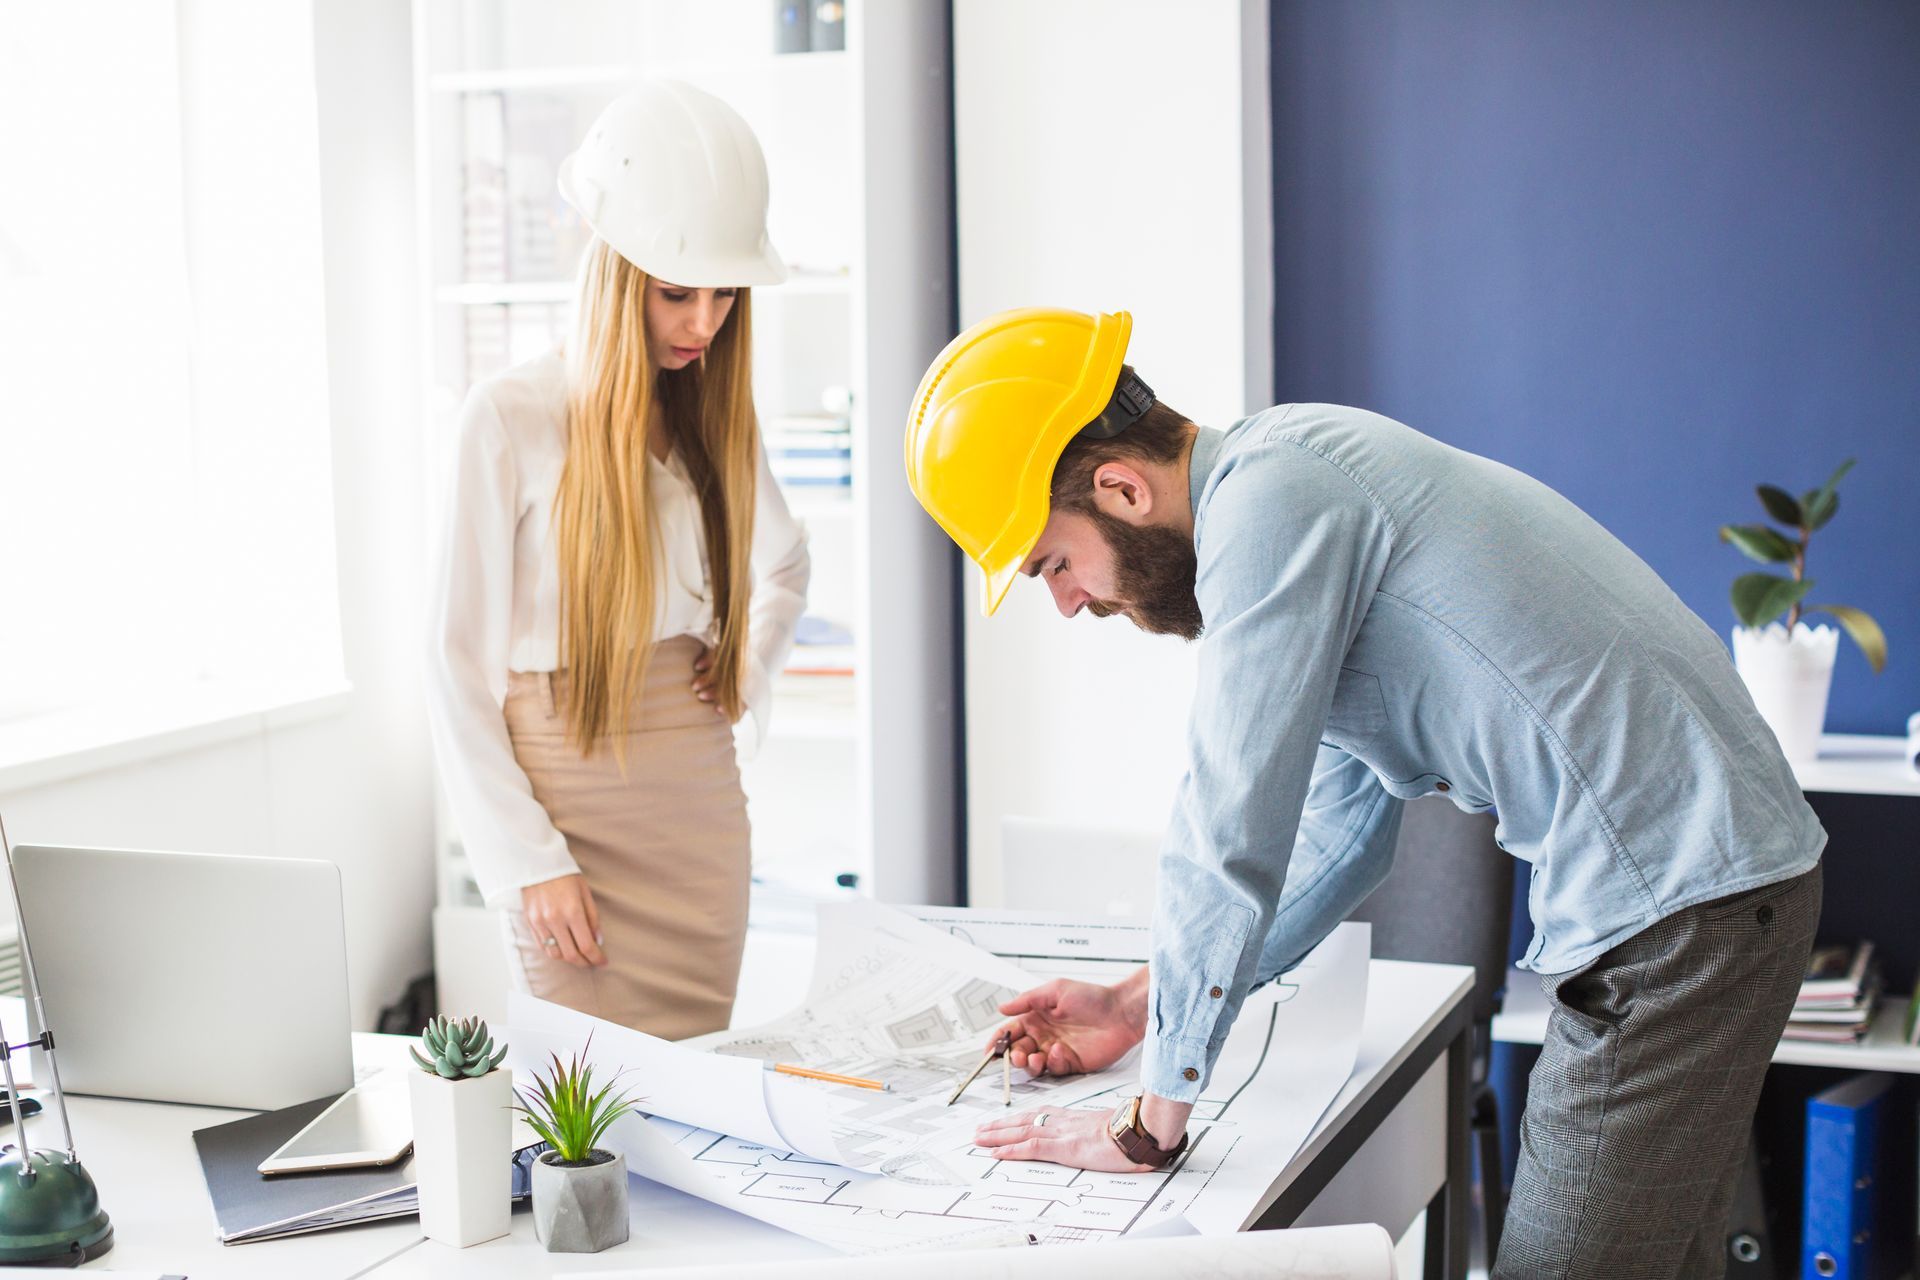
left=645, top=279, right=738, bottom=371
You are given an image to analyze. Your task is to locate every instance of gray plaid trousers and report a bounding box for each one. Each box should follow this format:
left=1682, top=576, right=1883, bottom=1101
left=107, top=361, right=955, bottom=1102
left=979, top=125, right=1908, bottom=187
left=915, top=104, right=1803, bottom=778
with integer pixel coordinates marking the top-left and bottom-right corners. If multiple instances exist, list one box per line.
left=1494, top=862, right=1821, bottom=1279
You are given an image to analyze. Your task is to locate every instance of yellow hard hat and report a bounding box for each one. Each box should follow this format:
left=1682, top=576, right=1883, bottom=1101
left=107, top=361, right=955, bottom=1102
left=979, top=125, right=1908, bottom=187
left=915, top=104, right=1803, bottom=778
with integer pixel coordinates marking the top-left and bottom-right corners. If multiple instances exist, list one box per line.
left=905, top=307, right=1141, bottom=615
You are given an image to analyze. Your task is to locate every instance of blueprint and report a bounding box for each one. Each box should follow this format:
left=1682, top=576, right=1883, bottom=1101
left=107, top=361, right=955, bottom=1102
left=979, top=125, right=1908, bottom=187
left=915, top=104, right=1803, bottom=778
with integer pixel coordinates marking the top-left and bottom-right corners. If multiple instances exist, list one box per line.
left=680, top=898, right=1120, bottom=1171
left=505, top=904, right=1369, bottom=1252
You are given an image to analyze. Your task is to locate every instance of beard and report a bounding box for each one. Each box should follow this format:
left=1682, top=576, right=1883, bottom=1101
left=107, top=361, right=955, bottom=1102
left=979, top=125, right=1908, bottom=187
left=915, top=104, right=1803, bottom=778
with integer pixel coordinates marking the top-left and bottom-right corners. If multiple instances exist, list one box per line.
left=1082, top=509, right=1204, bottom=641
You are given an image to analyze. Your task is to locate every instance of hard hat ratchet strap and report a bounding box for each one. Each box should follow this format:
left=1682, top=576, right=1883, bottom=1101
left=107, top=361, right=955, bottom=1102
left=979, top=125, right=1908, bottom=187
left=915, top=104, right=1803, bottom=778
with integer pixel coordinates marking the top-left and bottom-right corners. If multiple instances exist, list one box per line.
left=1075, top=370, right=1156, bottom=440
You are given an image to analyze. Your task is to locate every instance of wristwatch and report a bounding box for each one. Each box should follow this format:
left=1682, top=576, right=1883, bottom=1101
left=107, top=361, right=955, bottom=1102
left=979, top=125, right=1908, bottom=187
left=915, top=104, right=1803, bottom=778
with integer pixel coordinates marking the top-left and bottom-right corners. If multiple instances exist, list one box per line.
left=1107, top=1095, right=1189, bottom=1169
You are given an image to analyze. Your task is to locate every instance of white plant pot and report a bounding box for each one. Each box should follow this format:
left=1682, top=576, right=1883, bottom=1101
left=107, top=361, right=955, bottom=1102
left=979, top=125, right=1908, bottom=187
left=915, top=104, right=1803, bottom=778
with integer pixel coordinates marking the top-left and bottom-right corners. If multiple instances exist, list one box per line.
left=1731, top=622, right=1838, bottom=764
left=531, top=1149, right=630, bottom=1253
left=407, top=1067, right=513, bottom=1248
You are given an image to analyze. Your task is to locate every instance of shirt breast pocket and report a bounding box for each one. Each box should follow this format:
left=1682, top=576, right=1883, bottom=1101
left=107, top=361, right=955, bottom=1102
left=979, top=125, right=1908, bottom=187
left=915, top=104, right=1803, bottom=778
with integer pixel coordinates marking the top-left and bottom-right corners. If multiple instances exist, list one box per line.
left=1323, top=667, right=1387, bottom=757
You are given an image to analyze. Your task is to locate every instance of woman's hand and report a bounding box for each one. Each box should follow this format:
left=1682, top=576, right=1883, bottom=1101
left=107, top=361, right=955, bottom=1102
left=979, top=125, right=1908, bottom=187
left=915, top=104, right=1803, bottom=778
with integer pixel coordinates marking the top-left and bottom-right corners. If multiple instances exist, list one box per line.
left=988, top=968, right=1149, bottom=1078
left=690, top=647, right=726, bottom=718
left=521, top=874, right=608, bottom=968
left=974, top=1107, right=1157, bottom=1172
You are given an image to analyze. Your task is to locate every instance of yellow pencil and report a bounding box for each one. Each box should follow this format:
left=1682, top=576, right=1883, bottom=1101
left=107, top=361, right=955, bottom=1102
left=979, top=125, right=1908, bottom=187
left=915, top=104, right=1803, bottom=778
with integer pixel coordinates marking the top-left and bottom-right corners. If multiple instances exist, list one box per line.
left=770, top=1063, right=891, bottom=1092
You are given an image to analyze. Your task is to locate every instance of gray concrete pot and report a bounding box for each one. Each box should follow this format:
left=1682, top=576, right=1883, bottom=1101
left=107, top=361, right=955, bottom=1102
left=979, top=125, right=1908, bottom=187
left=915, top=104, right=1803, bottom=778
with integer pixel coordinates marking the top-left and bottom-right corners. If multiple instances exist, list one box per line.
left=530, top=1149, right=629, bottom=1253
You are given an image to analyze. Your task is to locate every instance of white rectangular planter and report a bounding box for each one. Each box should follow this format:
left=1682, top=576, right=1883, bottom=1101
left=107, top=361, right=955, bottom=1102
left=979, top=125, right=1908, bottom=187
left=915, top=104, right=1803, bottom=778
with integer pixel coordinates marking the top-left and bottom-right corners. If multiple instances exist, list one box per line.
left=407, top=1067, right=513, bottom=1247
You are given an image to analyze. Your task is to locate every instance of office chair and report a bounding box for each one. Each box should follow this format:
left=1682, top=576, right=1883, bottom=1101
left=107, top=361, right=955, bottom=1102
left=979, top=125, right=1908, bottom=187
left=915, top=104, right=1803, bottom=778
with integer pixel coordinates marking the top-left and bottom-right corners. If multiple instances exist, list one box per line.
left=1347, top=796, right=1514, bottom=1269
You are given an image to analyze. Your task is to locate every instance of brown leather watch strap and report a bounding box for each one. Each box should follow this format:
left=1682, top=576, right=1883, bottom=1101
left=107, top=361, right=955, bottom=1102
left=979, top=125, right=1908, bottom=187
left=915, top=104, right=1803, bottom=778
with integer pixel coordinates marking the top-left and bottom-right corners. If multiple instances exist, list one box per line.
left=1107, top=1097, right=1189, bottom=1169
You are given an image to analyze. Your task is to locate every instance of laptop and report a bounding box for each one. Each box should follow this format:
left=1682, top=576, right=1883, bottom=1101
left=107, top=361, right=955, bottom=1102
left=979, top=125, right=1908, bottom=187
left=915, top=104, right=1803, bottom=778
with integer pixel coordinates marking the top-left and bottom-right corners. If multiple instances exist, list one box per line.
left=12, top=845, right=354, bottom=1110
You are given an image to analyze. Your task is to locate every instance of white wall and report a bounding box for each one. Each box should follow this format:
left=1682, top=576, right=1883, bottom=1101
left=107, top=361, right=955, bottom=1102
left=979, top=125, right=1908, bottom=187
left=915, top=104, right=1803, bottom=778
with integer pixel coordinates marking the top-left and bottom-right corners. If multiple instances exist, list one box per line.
left=851, top=0, right=960, bottom=905
left=0, top=0, right=435, bottom=1030
left=954, top=1, right=1274, bottom=902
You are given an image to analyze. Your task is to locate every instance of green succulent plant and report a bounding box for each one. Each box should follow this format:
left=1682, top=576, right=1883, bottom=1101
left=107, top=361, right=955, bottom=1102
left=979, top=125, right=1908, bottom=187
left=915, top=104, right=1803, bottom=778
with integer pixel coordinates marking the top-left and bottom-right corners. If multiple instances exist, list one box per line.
left=1718, top=458, right=1887, bottom=673
left=512, top=1037, right=640, bottom=1166
left=409, top=1015, right=508, bottom=1079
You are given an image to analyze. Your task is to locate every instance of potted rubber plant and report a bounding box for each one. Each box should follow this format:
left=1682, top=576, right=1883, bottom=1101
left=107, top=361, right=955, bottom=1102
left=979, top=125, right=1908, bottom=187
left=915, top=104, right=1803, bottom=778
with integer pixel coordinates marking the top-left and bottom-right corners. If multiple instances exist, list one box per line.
left=514, top=1040, right=639, bottom=1254
left=1719, top=458, right=1887, bottom=762
left=407, top=1016, right=512, bottom=1248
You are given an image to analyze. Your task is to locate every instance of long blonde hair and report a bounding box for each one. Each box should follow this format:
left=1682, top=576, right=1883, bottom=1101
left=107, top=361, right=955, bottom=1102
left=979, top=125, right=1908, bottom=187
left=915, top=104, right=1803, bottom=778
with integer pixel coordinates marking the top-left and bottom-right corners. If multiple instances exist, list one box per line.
left=554, top=238, right=758, bottom=755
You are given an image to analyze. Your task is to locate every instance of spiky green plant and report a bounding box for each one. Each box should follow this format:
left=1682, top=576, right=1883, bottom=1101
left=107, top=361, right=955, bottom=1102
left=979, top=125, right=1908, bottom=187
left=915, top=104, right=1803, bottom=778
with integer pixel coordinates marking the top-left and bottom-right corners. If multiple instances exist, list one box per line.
left=409, top=1015, right=508, bottom=1079
left=512, top=1037, right=640, bottom=1166
left=1718, top=458, right=1887, bottom=672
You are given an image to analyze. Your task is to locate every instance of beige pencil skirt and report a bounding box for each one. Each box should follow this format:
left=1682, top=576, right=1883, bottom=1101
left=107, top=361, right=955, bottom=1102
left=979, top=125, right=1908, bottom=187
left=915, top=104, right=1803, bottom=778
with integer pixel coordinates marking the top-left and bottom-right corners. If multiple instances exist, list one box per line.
left=498, top=635, right=750, bottom=1040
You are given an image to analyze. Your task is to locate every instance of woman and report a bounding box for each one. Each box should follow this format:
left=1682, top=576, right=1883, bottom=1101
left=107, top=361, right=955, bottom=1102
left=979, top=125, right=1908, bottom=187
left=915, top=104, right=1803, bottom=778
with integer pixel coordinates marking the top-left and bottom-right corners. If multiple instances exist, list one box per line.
left=426, top=80, right=808, bottom=1039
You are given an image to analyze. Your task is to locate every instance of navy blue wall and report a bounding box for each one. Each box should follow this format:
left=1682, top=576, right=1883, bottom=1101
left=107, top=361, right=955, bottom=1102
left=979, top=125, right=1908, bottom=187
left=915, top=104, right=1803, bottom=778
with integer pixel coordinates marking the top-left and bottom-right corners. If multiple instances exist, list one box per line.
left=1268, top=1, right=1920, bottom=732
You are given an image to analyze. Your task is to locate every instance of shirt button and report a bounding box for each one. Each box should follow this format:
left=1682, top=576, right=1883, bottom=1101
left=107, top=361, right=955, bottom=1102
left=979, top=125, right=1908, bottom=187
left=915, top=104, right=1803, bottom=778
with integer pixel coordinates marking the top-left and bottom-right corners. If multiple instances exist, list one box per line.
left=1182, top=1068, right=1199, bottom=1082
left=1209, top=986, right=1224, bottom=999
left=1435, top=780, right=1451, bottom=792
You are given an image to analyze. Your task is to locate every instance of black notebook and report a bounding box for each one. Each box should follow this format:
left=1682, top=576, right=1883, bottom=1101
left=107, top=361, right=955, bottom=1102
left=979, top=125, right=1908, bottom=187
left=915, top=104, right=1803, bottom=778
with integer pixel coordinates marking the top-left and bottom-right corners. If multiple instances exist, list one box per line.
left=192, top=1092, right=536, bottom=1244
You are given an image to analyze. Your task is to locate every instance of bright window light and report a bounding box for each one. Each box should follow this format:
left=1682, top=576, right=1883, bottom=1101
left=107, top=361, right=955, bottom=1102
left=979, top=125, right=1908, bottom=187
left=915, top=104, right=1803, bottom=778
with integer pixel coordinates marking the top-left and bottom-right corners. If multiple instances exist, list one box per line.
left=0, top=1, right=343, bottom=737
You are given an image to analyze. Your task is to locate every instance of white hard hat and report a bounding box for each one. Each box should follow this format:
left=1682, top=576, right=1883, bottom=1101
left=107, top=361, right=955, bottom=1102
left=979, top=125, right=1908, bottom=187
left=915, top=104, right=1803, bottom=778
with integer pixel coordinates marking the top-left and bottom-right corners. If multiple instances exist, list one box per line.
left=558, top=78, right=788, bottom=288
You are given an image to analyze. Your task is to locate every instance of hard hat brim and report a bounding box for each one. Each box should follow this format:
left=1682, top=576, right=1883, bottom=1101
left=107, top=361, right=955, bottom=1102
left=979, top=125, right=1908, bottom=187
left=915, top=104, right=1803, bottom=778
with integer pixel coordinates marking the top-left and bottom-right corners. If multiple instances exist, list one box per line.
left=980, top=555, right=1024, bottom=617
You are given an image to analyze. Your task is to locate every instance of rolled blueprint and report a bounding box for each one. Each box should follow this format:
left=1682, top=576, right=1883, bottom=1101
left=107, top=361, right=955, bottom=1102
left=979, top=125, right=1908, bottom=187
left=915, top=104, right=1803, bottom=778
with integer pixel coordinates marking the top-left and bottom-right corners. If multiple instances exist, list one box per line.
left=608, top=1223, right=1397, bottom=1279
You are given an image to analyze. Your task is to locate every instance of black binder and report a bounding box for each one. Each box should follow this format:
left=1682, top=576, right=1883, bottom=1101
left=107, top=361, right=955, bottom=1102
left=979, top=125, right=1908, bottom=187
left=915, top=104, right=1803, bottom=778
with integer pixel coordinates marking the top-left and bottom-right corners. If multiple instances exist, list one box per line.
left=193, top=1093, right=535, bottom=1244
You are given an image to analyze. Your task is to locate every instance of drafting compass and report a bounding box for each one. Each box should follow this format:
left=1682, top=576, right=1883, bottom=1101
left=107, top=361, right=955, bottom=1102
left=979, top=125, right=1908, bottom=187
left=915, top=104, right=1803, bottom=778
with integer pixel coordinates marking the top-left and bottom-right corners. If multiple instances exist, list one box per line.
left=945, top=1030, right=1013, bottom=1107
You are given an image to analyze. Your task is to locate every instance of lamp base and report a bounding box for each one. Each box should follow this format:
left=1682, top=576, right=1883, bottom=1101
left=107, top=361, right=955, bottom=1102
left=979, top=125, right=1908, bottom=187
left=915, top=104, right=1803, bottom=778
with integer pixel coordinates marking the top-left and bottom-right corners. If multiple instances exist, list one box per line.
left=0, top=1150, right=114, bottom=1267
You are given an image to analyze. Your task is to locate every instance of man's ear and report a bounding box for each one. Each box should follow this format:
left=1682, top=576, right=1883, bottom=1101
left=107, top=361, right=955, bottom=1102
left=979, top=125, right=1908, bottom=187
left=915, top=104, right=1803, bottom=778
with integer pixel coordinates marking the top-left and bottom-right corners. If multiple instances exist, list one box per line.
left=1090, top=461, right=1154, bottom=525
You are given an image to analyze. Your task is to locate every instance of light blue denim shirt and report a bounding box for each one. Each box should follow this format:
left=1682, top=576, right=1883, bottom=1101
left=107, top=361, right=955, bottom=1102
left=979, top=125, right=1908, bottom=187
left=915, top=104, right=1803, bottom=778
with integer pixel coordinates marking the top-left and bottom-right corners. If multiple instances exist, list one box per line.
left=1143, top=404, right=1825, bottom=1103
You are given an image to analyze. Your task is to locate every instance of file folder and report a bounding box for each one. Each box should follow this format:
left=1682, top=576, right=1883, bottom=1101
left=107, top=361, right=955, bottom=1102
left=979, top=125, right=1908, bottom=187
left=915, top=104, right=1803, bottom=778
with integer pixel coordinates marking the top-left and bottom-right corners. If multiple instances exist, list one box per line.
left=1803, top=1073, right=1892, bottom=1280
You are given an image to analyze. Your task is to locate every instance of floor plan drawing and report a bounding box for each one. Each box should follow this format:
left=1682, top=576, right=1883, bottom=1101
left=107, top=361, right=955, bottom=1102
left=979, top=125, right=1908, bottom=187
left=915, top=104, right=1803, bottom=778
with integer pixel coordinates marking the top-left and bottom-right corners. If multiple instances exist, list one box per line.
left=506, top=904, right=1369, bottom=1252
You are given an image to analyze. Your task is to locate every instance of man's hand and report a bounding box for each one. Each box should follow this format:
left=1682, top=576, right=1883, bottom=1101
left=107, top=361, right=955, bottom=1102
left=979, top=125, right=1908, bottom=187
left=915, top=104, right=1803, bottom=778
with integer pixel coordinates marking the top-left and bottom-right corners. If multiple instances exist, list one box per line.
left=974, top=1107, right=1157, bottom=1172
left=988, top=966, right=1149, bottom=1078
left=521, top=874, right=608, bottom=968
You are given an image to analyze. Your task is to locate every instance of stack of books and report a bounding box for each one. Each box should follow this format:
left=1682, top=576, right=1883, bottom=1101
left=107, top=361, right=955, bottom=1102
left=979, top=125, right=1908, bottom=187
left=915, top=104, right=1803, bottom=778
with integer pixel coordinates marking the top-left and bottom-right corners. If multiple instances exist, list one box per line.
left=1784, top=941, right=1881, bottom=1045
left=765, top=415, right=852, bottom=495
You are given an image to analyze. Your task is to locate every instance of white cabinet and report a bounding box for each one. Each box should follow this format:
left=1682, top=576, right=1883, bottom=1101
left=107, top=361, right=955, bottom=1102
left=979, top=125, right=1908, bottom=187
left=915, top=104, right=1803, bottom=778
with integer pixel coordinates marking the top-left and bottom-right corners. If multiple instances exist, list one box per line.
left=412, top=1, right=957, bottom=928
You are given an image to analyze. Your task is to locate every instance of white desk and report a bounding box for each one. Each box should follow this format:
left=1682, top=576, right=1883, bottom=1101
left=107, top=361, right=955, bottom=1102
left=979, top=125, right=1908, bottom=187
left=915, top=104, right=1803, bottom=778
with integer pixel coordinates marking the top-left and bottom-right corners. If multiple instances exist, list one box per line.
left=64, top=941, right=1471, bottom=1278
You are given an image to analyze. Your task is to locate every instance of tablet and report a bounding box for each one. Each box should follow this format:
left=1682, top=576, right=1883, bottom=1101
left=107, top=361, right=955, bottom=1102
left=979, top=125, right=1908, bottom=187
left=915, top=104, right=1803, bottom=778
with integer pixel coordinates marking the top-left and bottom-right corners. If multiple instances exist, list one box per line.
left=259, top=1080, right=413, bottom=1175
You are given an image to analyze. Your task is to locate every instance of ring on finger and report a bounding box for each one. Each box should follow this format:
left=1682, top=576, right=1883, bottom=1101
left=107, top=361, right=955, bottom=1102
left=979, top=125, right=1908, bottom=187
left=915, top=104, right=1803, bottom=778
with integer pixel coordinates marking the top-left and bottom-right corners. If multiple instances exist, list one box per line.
left=543, top=936, right=559, bottom=948
left=1034, top=1113, right=1049, bottom=1128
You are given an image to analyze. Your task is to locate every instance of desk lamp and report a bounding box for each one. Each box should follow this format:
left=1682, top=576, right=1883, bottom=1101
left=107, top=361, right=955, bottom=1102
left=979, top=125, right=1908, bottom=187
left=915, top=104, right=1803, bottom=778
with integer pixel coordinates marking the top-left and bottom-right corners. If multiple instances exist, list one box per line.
left=0, top=814, right=111, bottom=1264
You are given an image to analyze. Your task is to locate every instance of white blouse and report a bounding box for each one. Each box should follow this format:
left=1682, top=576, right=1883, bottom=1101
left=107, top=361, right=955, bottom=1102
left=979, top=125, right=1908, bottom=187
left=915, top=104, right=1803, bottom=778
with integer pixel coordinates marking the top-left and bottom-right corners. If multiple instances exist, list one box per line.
left=424, top=349, right=810, bottom=905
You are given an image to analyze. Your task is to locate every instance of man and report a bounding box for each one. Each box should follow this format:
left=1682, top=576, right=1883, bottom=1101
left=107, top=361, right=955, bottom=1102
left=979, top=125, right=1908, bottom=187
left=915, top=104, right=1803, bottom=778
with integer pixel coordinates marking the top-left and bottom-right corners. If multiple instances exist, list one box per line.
left=904, top=307, right=1824, bottom=1278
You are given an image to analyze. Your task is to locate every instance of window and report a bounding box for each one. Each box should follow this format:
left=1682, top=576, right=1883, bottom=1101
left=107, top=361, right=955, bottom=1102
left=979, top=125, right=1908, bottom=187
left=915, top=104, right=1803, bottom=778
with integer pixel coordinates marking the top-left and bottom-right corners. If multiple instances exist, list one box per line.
left=0, top=2, right=344, bottom=763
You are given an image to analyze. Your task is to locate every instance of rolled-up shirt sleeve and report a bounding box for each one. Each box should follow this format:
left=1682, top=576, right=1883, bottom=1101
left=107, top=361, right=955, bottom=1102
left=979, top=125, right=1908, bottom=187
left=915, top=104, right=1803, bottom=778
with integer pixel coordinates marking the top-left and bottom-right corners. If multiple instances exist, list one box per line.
left=1142, top=437, right=1395, bottom=1102
left=733, top=439, right=811, bottom=758
left=423, top=387, right=580, bottom=905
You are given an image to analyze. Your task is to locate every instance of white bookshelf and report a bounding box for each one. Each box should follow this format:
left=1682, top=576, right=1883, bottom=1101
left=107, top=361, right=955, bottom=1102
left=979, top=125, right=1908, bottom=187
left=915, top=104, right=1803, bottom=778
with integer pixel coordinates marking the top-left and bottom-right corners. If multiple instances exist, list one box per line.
left=1494, top=966, right=1920, bottom=1074
left=1791, top=732, right=1920, bottom=798
left=1494, top=732, right=1920, bottom=1071
left=411, top=0, right=958, bottom=943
